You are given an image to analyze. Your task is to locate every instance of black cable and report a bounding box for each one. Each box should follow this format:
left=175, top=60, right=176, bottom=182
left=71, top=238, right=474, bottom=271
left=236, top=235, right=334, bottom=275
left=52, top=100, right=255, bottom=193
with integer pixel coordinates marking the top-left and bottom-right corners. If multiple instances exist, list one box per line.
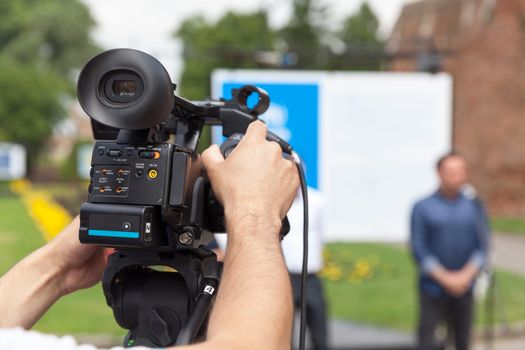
left=294, top=153, right=309, bottom=350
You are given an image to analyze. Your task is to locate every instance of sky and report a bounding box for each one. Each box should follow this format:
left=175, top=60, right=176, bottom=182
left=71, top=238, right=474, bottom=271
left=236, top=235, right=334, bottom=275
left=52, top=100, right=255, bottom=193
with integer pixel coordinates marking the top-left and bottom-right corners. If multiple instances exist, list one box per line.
left=80, top=0, right=416, bottom=82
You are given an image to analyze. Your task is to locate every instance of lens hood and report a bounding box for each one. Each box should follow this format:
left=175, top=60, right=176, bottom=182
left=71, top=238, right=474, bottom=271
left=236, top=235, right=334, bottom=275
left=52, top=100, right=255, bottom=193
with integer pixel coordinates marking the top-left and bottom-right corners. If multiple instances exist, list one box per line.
left=77, top=48, right=174, bottom=130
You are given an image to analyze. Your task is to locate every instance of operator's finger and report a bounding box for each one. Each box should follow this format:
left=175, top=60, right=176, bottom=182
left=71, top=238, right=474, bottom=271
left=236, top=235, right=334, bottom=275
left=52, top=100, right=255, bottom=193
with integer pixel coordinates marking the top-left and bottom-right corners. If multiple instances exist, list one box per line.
left=201, top=144, right=224, bottom=171
left=243, top=120, right=268, bottom=142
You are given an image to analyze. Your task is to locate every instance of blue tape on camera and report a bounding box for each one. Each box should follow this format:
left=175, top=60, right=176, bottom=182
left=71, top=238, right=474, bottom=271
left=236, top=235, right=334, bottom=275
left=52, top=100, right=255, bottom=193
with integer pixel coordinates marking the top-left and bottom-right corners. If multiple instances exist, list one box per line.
left=88, top=229, right=140, bottom=239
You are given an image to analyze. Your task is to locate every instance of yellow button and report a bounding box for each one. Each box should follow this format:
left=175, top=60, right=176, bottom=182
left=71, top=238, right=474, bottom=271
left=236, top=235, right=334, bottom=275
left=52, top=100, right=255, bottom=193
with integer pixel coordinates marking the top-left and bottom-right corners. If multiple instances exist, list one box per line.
left=148, top=169, right=158, bottom=179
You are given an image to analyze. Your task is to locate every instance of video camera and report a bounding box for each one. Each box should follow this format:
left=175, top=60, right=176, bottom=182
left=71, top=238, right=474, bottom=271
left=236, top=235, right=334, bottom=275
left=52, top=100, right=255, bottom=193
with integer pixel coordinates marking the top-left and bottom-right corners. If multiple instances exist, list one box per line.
left=76, top=48, right=295, bottom=347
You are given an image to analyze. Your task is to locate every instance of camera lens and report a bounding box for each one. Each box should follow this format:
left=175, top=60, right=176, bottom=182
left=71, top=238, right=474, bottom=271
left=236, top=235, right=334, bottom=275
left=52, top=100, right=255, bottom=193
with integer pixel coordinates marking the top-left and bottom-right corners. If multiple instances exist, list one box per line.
left=102, top=71, right=144, bottom=104
left=112, top=80, right=137, bottom=97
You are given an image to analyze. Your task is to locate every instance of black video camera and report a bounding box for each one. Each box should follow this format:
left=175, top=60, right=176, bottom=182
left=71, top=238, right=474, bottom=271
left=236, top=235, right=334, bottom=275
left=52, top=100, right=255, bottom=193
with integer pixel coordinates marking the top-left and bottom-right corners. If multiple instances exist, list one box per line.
left=78, top=49, right=291, bottom=251
left=76, top=48, right=295, bottom=347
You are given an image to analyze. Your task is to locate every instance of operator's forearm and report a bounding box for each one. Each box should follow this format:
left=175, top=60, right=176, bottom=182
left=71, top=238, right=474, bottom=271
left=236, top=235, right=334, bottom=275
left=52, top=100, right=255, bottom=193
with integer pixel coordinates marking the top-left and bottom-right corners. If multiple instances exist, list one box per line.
left=0, top=244, right=63, bottom=328
left=206, top=211, right=293, bottom=350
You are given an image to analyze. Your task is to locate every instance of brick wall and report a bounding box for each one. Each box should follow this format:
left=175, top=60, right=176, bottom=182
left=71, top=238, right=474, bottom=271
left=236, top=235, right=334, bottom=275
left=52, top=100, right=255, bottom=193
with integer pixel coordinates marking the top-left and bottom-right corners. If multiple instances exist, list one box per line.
left=388, top=0, right=525, bottom=216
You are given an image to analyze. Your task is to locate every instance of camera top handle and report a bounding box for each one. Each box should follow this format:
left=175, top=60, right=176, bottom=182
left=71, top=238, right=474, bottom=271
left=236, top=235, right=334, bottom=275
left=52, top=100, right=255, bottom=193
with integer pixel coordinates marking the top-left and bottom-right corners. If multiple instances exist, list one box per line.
left=171, top=88, right=293, bottom=155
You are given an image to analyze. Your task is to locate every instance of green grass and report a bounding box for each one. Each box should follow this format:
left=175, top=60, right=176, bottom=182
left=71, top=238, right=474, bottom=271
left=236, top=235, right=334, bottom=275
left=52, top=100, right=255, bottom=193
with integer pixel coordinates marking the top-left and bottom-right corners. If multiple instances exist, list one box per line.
left=0, top=195, right=124, bottom=336
left=2, top=193, right=525, bottom=335
left=491, top=217, right=525, bottom=235
left=323, top=243, right=417, bottom=330
left=323, top=243, right=525, bottom=330
left=0, top=196, right=44, bottom=269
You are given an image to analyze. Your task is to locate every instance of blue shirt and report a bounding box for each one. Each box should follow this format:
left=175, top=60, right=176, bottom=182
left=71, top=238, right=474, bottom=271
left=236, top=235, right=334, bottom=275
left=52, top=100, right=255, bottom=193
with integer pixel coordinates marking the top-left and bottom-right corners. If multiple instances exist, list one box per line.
left=410, top=191, right=490, bottom=297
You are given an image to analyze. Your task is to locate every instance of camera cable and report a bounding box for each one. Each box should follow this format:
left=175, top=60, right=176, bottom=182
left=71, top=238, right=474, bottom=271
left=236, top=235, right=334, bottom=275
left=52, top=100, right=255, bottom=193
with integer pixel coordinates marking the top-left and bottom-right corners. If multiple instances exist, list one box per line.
left=293, top=152, right=309, bottom=350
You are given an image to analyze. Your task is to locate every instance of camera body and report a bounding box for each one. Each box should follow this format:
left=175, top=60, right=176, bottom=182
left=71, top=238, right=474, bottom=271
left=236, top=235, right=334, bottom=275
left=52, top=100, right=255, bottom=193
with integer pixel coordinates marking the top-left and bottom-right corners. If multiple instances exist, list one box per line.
left=77, top=48, right=289, bottom=252
left=79, top=141, right=208, bottom=249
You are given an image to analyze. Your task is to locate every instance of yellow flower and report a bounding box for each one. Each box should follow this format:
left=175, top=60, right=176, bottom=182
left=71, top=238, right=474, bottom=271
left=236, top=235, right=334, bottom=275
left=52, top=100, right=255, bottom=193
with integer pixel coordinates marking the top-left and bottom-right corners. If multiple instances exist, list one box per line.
left=10, top=180, right=71, bottom=241
left=320, top=263, right=343, bottom=282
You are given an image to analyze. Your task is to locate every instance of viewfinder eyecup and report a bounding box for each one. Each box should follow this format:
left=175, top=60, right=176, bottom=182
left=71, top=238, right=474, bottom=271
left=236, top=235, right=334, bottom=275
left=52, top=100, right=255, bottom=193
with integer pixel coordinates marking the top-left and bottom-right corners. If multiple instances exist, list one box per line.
left=77, top=48, right=175, bottom=130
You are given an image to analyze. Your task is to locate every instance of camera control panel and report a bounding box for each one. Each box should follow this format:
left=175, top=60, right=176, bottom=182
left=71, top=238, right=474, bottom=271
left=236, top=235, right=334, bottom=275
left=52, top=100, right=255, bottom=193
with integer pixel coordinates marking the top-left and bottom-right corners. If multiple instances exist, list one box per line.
left=88, top=142, right=172, bottom=206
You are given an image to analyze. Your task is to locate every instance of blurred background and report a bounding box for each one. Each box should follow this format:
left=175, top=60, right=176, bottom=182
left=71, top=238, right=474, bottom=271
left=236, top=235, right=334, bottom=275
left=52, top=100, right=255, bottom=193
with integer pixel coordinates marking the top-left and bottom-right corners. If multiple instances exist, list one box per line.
left=1, top=0, right=525, bottom=349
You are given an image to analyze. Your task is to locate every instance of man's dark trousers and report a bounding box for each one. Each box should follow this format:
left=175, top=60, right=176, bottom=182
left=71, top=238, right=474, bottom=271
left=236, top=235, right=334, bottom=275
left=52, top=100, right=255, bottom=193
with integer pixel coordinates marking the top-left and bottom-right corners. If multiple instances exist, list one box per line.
left=290, top=273, right=328, bottom=350
left=417, top=290, right=474, bottom=350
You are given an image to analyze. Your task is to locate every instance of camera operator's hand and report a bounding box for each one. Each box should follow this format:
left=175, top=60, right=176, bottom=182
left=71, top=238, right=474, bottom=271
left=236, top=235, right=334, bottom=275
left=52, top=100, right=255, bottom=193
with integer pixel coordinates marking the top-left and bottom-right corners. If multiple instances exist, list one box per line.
left=199, top=120, right=299, bottom=350
left=46, top=216, right=109, bottom=295
left=0, top=217, right=108, bottom=329
left=203, top=120, right=299, bottom=231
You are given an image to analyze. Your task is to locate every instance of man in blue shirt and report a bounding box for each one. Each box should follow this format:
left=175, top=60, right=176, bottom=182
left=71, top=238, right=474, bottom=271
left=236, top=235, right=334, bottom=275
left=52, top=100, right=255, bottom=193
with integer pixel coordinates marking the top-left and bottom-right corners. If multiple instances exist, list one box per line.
left=410, top=152, right=490, bottom=350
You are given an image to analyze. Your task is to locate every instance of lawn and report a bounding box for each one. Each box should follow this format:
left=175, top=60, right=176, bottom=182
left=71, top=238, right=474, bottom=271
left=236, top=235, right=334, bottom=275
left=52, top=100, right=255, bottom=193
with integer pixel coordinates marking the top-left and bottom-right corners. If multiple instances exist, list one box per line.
left=491, top=217, right=525, bottom=235
left=2, top=187, right=525, bottom=337
left=0, top=195, right=124, bottom=337
left=323, top=242, right=525, bottom=331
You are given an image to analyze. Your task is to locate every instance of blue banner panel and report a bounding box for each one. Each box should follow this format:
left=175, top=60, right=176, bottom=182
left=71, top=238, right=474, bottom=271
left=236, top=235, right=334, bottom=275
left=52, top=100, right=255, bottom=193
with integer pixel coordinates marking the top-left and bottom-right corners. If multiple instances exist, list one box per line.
left=221, top=82, right=319, bottom=188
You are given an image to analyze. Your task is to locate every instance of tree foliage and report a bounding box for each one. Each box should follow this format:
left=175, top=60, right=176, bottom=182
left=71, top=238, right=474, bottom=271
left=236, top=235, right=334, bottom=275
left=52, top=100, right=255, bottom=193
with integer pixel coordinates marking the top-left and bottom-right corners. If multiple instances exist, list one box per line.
left=279, top=0, right=329, bottom=69
left=0, top=57, right=66, bottom=158
left=0, top=0, right=99, bottom=167
left=339, top=2, right=382, bottom=46
left=332, top=2, right=384, bottom=71
left=175, top=1, right=384, bottom=101
left=0, top=0, right=99, bottom=77
left=176, top=11, right=275, bottom=99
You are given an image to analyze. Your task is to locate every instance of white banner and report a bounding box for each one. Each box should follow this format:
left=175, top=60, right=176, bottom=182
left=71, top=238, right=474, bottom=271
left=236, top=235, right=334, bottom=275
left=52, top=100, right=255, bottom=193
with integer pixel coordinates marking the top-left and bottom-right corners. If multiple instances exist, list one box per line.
left=0, top=143, right=26, bottom=180
left=212, top=70, right=453, bottom=242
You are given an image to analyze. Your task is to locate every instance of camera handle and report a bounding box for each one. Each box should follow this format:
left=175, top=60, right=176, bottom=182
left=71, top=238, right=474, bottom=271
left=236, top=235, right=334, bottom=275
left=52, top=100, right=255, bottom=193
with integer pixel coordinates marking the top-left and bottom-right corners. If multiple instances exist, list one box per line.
left=102, top=248, right=221, bottom=347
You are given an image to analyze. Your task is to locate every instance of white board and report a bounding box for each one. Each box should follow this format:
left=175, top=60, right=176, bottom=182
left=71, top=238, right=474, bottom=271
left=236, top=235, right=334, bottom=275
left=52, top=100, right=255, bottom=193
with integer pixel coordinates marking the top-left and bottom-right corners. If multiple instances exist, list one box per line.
left=212, top=70, right=453, bottom=242
left=0, top=143, right=26, bottom=180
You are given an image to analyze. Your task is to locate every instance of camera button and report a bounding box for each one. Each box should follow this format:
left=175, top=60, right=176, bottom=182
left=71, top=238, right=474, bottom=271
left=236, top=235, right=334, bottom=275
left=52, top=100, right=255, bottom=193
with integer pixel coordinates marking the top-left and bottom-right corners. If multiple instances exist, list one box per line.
left=136, top=169, right=144, bottom=177
left=139, top=151, right=160, bottom=159
left=108, top=149, right=122, bottom=157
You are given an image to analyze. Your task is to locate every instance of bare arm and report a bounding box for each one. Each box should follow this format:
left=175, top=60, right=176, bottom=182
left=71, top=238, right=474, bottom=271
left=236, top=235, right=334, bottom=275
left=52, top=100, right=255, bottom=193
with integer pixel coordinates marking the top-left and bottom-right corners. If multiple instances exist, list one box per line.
left=0, top=217, right=108, bottom=329
left=197, top=121, right=297, bottom=350
left=0, top=121, right=298, bottom=350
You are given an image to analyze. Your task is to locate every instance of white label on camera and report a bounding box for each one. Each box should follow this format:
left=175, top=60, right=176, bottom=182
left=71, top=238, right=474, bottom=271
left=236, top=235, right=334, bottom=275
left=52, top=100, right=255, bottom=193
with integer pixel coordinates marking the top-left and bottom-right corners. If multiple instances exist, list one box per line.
left=204, top=285, right=215, bottom=295
left=145, top=222, right=151, bottom=233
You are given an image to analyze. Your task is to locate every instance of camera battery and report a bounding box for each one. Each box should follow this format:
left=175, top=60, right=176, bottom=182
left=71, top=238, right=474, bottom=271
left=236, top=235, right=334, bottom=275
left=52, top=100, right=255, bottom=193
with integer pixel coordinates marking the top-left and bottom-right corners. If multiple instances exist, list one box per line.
left=79, top=203, right=164, bottom=248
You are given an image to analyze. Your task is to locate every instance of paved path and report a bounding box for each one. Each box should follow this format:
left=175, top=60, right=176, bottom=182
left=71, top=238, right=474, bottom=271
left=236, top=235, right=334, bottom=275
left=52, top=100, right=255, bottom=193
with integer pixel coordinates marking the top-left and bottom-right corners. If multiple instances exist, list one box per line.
left=328, top=320, right=413, bottom=349
left=473, top=336, right=525, bottom=350
left=492, top=233, right=525, bottom=276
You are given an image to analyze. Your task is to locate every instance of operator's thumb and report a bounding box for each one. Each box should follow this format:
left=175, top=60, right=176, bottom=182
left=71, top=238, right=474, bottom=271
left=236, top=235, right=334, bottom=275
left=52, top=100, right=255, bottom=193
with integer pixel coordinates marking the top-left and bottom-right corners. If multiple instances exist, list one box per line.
left=202, top=144, right=224, bottom=172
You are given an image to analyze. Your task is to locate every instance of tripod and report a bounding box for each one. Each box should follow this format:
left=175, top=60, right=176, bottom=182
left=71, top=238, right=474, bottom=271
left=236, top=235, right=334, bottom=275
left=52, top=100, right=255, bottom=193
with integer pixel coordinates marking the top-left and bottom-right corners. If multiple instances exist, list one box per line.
left=102, top=248, right=221, bottom=347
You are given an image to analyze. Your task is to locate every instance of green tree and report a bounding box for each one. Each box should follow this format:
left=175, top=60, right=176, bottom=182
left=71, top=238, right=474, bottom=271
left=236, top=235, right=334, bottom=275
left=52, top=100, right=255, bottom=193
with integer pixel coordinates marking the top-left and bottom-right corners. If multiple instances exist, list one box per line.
left=0, top=0, right=99, bottom=77
left=175, top=11, right=276, bottom=151
left=332, top=2, right=384, bottom=70
left=275, top=0, right=383, bottom=71
left=278, top=0, right=329, bottom=69
left=0, top=57, right=66, bottom=165
left=0, top=0, right=99, bottom=171
left=340, top=2, right=381, bottom=46
left=176, top=11, right=276, bottom=100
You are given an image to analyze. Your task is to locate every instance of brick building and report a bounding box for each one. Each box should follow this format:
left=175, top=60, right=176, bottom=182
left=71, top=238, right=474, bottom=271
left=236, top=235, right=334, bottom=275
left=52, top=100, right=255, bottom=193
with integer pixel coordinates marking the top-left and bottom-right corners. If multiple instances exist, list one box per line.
left=387, top=0, right=525, bottom=216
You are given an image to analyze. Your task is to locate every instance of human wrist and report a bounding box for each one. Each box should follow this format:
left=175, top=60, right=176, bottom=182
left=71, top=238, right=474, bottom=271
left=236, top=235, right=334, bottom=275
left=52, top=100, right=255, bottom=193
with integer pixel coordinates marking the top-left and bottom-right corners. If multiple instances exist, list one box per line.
left=225, top=204, right=282, bottom=241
